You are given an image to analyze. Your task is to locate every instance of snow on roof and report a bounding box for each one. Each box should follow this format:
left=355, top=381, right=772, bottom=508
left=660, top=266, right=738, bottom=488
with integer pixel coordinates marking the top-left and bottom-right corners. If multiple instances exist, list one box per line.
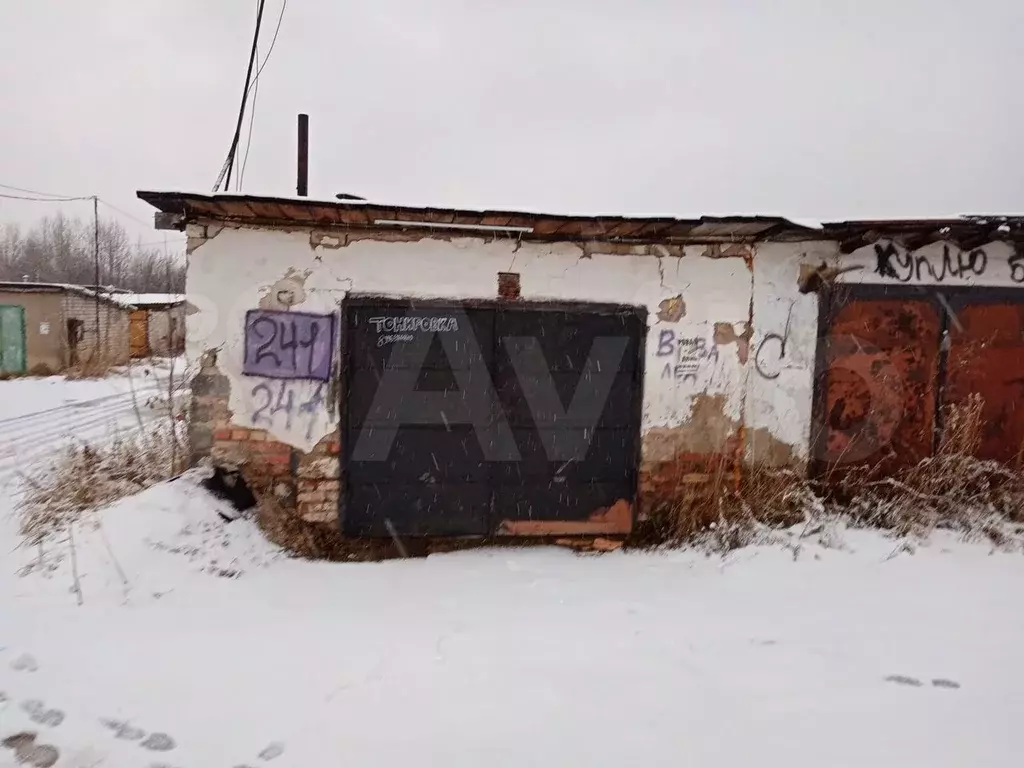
left=115, top=293, right=186, bottom=307
left=0, top=281, right=129, bottom=307
left=0, top=282, right=184, bottom=309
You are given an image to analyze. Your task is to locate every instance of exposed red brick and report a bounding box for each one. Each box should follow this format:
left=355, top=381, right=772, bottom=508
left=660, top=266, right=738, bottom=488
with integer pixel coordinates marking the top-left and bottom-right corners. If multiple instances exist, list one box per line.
left=298, top=457, right=339, bottom=479
left=231, top=429, right=250, bottom=441
left=298, top=488, right=330, bottom=504
left=251, top=441, right=290, bottom=455
left=297, top=503, right=336, bottom=525
left=213, top=428, right=233, bottom=440
left=498, top=271, right=521, bottom=300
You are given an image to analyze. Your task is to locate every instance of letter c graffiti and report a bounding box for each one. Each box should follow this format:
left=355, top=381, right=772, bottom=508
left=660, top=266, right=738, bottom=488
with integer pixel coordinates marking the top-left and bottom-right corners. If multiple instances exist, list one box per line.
left=754, top=333, right=786, bottom=379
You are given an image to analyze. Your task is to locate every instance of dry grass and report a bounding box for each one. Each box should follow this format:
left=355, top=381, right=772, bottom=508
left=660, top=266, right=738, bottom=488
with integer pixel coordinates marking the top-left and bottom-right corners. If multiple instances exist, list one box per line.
left=642, top=461, right=815, bottom=551
left=65, top=354, right=126, bottom=380
left=18, top=424, right=188, bottom=547
left=642, top=396, right=1024, bottom=554
left=834, top=394, right=1024, bottom=545
left=254, top=492, right=392, bottom=561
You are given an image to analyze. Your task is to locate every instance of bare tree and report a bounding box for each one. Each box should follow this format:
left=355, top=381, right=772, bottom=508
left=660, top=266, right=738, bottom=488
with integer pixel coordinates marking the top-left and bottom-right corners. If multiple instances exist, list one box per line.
left=0, top=214, right=184, bottom=291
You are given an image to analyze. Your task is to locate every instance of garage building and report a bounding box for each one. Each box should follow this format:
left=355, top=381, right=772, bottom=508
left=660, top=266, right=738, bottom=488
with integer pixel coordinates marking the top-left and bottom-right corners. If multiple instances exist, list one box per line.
left=138, top=190, right=1024, bottom=540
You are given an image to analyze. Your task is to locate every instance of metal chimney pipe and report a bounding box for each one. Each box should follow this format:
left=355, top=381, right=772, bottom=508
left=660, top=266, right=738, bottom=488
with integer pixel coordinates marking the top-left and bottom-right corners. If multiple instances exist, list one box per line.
left=297, top=113, right=309, bottom=197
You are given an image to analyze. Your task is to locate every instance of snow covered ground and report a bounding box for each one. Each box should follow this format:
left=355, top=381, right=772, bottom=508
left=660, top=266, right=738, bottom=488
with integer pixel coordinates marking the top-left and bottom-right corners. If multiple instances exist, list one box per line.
left=0, top=360, right=181, bottom=489
left=2, top=373, right=1024, bottom=767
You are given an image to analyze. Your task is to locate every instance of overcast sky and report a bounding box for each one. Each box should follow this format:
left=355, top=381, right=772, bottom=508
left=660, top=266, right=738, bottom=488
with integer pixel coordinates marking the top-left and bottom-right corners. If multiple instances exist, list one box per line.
left=1, top=0, right=1022, bottom=247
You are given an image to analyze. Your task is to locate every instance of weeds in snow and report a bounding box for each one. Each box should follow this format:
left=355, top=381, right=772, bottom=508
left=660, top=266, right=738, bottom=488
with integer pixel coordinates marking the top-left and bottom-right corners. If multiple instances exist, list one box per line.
left=64, top=355, right=124, bottom=380
left=642, top=397, right=1024, bottom=555
left=18, top=424, right=188, bottom=547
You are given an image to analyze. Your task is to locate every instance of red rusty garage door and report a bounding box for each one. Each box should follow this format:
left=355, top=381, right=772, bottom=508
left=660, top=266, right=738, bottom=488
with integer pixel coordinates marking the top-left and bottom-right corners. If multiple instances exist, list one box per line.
left=942, top=297, right=1024, bottom=463
left=815, top=291, right=942, bottom=474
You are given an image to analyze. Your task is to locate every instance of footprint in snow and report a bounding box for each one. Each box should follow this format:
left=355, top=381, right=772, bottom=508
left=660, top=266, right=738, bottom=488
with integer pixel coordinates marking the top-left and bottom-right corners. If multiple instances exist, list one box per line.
left=884, top=675, right=923, bottom=687
left=10, top=653, right=39, bottom=672
left=1, top=732, right=59, bottom=768
left=259, top=742, right=285, bottom=761
left=22, top=699, right=64, bottom=727
left=101, top=718, right=147, bottom=741
left=141, top=733, right=177, bottom=752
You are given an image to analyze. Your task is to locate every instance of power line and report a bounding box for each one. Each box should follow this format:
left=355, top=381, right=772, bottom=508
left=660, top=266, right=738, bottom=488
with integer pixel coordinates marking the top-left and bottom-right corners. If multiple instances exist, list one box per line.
left=96, top=198, right=153, bottom=229
left=239, top=0, right=287, bottom=189
left=0, top=182, right=83, bottom=199
left=0, top=192, right=91, bottom=202
left=217, top=0, right=267, bottom=192
left=238, top=70, right=258, bottom=190
left=1, top=182, right=159, bottom=234
left=239, top=40, right=259, bottom=190
left=248, top=0, right=287, bottom=96
left=219, top=0, right=287, bottom=192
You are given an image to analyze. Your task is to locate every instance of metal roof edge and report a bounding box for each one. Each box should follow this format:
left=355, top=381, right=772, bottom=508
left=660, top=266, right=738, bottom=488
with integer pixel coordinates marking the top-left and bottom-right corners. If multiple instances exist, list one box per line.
left=136, top=190, right=822, bottom=243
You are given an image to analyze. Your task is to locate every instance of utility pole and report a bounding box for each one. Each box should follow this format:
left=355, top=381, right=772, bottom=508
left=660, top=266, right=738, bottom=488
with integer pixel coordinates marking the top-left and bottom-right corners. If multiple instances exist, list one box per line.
left=93, top=196, right=101, bottom=361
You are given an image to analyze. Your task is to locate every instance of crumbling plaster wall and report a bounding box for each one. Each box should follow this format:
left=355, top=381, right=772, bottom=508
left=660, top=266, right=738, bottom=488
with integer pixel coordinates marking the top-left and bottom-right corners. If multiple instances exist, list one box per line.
left=837, top=239, right=1020, bottom=287
left=746, top=241, right=834, bottom=466
left=186, top=223, right=829, bottom=474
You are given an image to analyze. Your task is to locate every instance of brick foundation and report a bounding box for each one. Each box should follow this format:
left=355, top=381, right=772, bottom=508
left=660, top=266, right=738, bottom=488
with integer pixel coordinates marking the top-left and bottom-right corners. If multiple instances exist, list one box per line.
left=190, top=357, right=798, bottom=546
left=295, top=434, right=342, bottom=524
left=190, top=353, right=342, bottom=526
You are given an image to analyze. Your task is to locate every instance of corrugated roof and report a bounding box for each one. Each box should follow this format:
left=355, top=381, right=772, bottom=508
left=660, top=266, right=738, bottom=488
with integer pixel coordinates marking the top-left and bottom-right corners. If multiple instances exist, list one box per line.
left=137, top=191, right=1024, bottom=250
left=137, top=191, right=819, bottom=244
left=822, top=216, right=1024, bottom=253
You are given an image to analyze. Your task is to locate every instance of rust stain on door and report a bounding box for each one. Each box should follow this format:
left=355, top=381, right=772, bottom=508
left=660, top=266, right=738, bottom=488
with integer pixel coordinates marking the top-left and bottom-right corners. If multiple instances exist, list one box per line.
left=943, top=301, right=1024, bottom=463
left=818, top=298, right=940, bottom=473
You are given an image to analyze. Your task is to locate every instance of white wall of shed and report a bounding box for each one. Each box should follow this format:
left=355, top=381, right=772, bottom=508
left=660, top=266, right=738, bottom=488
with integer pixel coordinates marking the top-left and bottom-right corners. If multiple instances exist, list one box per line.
left=746, top=242, right=832, bottom=463
left=187, top=224, right=821, bottom=459
left=146, top=306, right=185, bottom=356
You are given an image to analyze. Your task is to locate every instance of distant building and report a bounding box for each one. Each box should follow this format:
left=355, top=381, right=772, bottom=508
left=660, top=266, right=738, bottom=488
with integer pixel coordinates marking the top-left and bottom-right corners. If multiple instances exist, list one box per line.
left=121, top=293, right=187, bottom=359
left=0, top=282, right=185, bottom=374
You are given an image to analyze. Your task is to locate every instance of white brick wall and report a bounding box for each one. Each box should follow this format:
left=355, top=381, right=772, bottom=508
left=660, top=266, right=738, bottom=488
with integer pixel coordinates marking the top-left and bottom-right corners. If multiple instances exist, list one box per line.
left=146, top=306, right=186, bottom=356
left=62, top=292, right=130, bottom=364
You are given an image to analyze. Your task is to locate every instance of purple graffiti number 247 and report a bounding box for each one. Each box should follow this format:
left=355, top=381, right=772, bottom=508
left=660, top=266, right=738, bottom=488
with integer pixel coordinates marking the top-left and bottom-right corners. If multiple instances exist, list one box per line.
left=243, top=309, right=334, bottom=381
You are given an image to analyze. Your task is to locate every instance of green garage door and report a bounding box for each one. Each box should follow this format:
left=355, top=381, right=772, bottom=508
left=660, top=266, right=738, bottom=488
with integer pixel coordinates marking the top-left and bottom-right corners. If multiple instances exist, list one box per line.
left=0, top=305, right=26, bottom=374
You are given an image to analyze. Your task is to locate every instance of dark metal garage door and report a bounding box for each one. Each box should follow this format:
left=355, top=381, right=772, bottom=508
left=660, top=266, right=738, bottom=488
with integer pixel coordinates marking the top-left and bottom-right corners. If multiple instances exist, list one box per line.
left=343, top=298, right=645, bottom=538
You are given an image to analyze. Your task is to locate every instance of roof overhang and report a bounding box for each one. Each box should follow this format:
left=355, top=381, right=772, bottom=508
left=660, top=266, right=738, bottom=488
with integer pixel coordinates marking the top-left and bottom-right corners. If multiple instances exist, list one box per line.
left=137, top=191, right=821, bottom=244
left=823, top=217, right=1024, bottom=254
left=138, top=191, right=1024, bottom=251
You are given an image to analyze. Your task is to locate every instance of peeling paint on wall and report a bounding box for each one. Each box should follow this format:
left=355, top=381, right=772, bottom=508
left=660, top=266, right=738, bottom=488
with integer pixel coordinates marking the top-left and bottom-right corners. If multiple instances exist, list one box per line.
left=310, top=232, right=345, bottom=250
left=656, top=294, right=686, bottom=322
left=259, top=268, right=311, bottom=310
left=497, top=499, right=632, bottom=536
left=643, top=394, right=738, bottom=459
left=713, top=322, right=753, bottom=364
left=187, top=225, right=826, bottom=466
